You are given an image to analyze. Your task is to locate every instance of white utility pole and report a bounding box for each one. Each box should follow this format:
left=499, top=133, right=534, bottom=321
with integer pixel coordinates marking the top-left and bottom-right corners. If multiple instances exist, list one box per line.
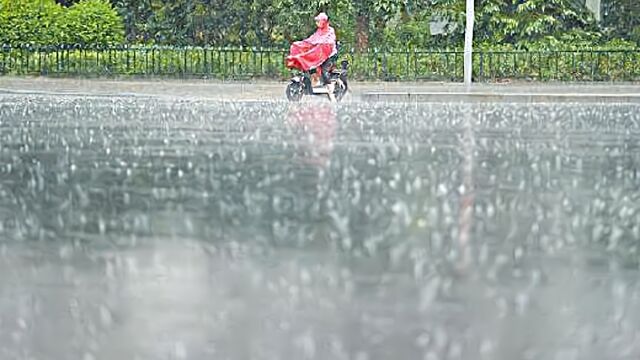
left=585, top=0, right=601, bottom=22
left=463, top=0, right=474, bottom=86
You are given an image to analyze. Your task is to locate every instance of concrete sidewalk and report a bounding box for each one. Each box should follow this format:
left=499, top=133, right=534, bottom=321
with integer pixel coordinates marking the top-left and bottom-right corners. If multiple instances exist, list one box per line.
left=360, top=82, right=640, bottom=103
left=1, top=76, right=639, bottom=102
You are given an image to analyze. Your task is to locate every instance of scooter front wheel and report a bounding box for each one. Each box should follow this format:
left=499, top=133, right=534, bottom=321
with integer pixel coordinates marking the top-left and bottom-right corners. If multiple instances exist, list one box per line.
left=333, top=79, right=347, bottom=102
left=286, top=82, right=304, bottom=102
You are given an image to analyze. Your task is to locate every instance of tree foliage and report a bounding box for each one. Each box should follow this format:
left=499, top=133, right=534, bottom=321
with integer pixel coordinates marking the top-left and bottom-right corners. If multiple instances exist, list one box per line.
left=429, top=0, right=601, bottom=48
left=0, top=0, right=66, bottom=45
left=2, top=0, right=638, bottom=48
left=0, top=0, right=124, bottom=45
left=65, top=0, right=124, bottom=45
left=601, top=0, right=640, bottom=43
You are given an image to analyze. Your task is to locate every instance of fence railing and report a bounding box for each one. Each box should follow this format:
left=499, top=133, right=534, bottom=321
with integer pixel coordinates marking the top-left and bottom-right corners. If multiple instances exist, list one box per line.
left=1, top=44, right=639, bottom=81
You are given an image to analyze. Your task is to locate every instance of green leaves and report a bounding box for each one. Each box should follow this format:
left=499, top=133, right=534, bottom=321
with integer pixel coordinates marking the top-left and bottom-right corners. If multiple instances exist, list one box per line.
left=601, top=0, right=640, bottom=44
left=0, top=0, right=124, bottom=45
left=0, top=0, right=65, bottom=45
left=65, top=0, right=124, bottom=45
left=431, top=0, right=600, bottom=48
left=1, top=0, right=637, bottom=49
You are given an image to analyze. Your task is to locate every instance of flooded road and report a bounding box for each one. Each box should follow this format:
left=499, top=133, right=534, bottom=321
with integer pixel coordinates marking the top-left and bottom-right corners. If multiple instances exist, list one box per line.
left=1, top=95, right=640, bottom=360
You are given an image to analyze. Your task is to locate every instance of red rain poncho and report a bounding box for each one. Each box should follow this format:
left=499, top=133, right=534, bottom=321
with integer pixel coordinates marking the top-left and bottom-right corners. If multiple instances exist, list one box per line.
left=286, top=21, right=337, bottom=71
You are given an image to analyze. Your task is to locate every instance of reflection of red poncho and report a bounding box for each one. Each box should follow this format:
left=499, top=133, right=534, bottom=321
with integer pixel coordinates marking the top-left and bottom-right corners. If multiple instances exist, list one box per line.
left=286, top=25, right=337, bottom=71
left=286, top=103, right=336, bottom=167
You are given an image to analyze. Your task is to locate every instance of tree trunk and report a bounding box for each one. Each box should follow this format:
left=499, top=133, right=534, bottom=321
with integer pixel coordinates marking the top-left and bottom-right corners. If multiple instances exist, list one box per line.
left=356, top=14, right=369, bottom=51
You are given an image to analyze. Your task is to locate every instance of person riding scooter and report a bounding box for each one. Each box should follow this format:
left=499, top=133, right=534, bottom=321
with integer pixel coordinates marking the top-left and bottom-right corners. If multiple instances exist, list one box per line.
left=285, top=13, right=348, bottom=102
left=286, top=12, right=338, bottom=88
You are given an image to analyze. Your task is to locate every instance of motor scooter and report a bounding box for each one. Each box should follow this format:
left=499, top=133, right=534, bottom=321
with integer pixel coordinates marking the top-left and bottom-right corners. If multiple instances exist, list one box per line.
left=285, top=43, right=349, bottom=102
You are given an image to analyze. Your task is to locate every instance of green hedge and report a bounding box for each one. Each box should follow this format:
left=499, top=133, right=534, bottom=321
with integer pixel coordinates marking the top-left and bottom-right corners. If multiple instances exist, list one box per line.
left=473, top=50, right=640, bottom=81
left=63, top=0, right=124, bottom=45
left=0, top=0, right=124, bottom=46
left=1, top=45, right=640, bottom=81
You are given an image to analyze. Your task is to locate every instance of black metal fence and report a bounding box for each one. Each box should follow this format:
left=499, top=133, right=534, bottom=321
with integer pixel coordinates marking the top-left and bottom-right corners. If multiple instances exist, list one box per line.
left=1, top=44, right=639, bottom=81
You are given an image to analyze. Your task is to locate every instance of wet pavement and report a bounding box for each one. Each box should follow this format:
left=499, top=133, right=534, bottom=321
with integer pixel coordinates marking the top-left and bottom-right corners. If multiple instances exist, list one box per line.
left=2, top=77, right=640, bottom=102
left=1, top=92, right=640, bottom=360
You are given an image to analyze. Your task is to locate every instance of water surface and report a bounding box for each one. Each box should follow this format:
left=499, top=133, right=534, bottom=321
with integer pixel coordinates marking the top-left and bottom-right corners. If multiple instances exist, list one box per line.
left=1, top=96, right=640, bottom=360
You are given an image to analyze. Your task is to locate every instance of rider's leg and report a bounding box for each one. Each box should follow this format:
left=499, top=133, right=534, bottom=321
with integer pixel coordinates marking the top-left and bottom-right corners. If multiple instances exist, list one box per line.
left=321, top=58, right=337, bottom=101
left=309, top=68, right=319, bottom=87
left=321, top=59, right=333, bottom=85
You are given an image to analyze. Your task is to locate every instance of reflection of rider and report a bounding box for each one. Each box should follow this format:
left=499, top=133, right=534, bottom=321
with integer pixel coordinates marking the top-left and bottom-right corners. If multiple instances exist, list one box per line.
left=286, top=103, right=337, bottom=168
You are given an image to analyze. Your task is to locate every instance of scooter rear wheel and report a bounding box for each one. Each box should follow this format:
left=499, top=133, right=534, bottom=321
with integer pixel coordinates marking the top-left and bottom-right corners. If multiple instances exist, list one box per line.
left=286, top=82, right=304, bottom=102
